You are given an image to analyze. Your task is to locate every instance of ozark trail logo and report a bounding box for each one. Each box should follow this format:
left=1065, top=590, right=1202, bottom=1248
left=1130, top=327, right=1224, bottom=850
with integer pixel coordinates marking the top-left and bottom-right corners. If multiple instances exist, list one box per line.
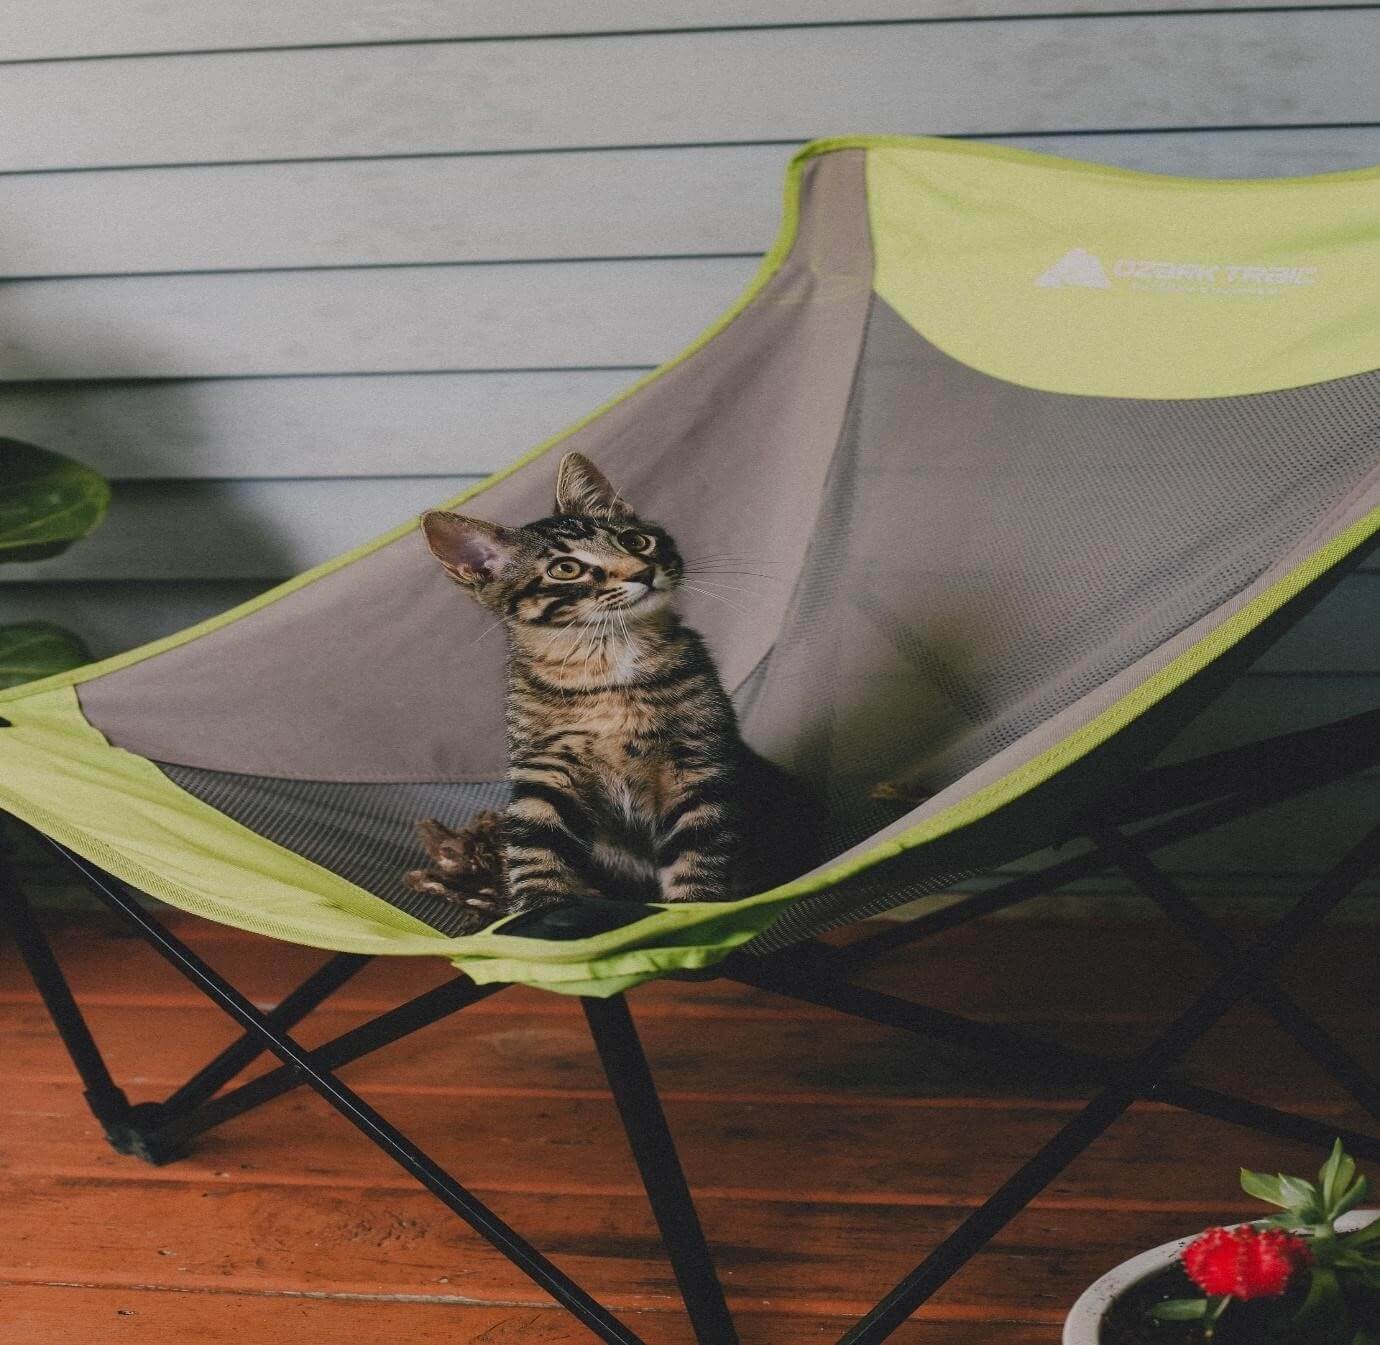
left=1034, top=248, right=1112, bottom=290
left=1034, top=248, right=1319, bottom=295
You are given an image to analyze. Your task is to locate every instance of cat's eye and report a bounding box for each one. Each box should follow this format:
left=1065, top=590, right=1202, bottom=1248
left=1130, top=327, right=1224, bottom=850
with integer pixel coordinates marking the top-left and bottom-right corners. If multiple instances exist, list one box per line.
left=619, top=530, right=654, bottom=555
left=546, top=558, right=585, bottom=580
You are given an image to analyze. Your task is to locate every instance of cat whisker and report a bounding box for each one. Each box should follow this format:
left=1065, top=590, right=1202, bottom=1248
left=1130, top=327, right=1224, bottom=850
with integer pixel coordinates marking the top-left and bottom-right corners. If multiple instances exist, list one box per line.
left=614, top=609, right=634, bottom=660
left=581, top=611, right=615, bottom=684
left=550, top=622, right=595, bottom=697
left=683, top=552, right=784, bottom=565
left=675, top=577, right=764, bottom=594
left=681, top=567, right=783, bottom=582
left=678, top=582, right=750, bottom=617
left=470, top=615, right=508, bottom=646
left=684, top=561, right=781, bottom=570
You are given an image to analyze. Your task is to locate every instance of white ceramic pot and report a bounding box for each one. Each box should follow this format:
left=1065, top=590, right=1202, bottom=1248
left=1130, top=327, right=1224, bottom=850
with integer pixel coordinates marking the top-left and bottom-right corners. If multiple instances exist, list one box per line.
left=1063, top=1211, right=1379, bottom=1345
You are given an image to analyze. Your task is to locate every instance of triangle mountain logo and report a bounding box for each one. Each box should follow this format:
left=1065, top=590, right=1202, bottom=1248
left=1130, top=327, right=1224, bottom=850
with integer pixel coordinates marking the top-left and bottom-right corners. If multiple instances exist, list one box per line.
left=1035, top=248, right=1112, bottom=290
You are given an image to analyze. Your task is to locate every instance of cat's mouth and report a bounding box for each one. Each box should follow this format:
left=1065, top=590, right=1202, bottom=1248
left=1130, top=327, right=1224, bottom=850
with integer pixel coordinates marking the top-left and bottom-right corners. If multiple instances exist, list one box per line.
left=612, top=582, right=672, bottom=615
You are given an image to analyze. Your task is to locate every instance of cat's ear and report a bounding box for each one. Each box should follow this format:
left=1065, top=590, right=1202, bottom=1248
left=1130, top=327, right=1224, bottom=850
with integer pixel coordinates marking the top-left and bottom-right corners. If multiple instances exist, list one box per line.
left=554, top=452, right=632, bottom=520
left=420, top=511, right=517, bottom=588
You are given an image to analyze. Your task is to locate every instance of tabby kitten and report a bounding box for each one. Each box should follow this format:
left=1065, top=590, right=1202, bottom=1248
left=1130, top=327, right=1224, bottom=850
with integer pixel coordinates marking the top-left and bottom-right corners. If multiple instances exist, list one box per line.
left=406, top=452, right=814, bottom=926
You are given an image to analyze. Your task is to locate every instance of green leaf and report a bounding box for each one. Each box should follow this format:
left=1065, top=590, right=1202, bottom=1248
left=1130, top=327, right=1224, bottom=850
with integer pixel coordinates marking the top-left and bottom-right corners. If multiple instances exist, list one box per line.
left=0, top=621, right=93, bottom=688
left=1321, top=1143, right=1358, bottom=1217
left=1279, top=1175, right=1325, bottom=1221
left=1321, top=1143, right=1349, bottom=1203
left=1335, top=1176, right=1370, bottom=1220
left=1243, top=1167, right=1291, bottom=1207
left=1150, top=1298, right=1208, bottom=1321
left=0, top=440, right=111, bottom=564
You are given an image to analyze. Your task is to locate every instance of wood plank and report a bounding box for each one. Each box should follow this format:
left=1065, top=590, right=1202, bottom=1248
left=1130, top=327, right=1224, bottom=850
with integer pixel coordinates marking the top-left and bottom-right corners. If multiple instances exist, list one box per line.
left=1253, top=574, right=1380, bottom=673
left=930, top=770, right=1380, bottom=897
left=0, top=259, right=757, bottom=380
left=5, top=129, right=1379, bottom=281
left=997, top=126, right=1380, bottom=179
left=11, top=287, right=1380, bottom=479
left=2, top=13, right=1377, bottom=173
left=0, top=1286, right=593, bottom=1345
left=7, top=1, right=1368, bottom=64
left=1163, top=672, right=1380, bottom=756
left=0, top=1153, right=1313, bottom=1315
left=5, top=910, right=1374, bottom=1341
left=1, top=1057, right=1373, bottom=1213
left=0, top=147, right=782, bottom=278
left=2, top=995, right=1372, bottom=1107
left=0, top=369, right=646, bottom=479
left=0, top=1283, right=1041, bottom=1345
left=0, top=581, right=271, bottom=660
left=5, top=912, right=1378, bottom=1023
left=0, top=477, right=479, bottom=582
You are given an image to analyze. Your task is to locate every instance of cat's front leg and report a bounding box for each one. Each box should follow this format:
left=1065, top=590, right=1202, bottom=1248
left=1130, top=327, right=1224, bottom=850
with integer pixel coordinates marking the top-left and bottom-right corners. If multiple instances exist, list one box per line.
left=654, top=780, right=738, bottom=903
left=502, top=770, right=600, bottom=911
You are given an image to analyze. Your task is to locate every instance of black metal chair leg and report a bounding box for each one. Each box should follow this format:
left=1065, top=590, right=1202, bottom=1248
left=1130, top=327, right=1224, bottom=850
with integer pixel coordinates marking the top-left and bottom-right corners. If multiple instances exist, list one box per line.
left=0, top=853, right=136, bottom=1139
left=737, top=949, right=1380, bottom=1161
left=163, top=950, right=372, bottom=1114
left=165, top=973, right=504, bottom=1147
left=837, top=717, right=1380, bottom=975
left=12, top=849, right=503, bottom=1157
left=1095, top=826, right=1380, bottom=1122
left=584, top=995, right=739, bottom=1345
left=832, top=821, right=1380, bottom=1345
left=51, top=846, right=653, bottom=1345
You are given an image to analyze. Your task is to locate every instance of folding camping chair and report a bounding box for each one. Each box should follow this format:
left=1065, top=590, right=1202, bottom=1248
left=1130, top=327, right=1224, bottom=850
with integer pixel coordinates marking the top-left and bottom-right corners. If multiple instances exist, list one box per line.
left=2, top=135, right=1378, bottom=1345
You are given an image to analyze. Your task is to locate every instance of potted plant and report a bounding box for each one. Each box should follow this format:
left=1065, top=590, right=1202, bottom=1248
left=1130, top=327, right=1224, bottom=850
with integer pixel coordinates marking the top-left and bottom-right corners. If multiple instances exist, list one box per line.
left=1065, top=1141, right=1380, bottom=1344
left=0, top=438, right=111, bottom=688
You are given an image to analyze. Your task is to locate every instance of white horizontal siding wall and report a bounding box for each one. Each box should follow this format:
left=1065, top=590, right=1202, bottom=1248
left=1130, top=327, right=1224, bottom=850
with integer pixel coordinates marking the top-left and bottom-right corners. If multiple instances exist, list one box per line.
left=0, top=3, right=1376, bottom=901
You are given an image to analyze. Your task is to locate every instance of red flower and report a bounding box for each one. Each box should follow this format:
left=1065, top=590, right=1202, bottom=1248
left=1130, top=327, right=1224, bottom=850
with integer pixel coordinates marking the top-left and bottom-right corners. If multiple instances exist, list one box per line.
left=1182, top=1226, right=1312, bottom=1300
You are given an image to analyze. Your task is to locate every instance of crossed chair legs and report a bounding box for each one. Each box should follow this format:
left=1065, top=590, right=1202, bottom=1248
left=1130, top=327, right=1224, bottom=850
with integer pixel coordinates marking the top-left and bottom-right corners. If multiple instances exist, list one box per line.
left=734, top=818, right=1380, bottom=1345
left=3, top=788, right=1379, bottom=1345
left=0, top=844, right=729, bottom=1345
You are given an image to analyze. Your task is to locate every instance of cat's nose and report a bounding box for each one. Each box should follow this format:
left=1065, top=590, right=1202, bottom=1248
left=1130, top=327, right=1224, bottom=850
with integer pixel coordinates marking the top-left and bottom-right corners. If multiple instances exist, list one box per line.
left=629, top=565, right=657, bottom=588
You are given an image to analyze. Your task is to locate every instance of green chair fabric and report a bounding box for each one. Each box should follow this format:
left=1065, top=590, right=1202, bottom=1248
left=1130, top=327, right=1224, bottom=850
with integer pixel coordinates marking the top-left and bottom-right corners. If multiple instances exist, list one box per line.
left=2, top=135, right=1377, bottom=995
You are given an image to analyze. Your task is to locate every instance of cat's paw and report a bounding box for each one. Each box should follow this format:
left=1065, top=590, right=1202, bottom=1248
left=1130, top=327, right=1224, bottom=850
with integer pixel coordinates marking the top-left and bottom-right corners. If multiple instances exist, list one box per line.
left=404, top=810, right=511, bottom=929
left=403, top=864, right=506, bottom=906
left=402, top=866, right=515, bottom=936
left=415, top=811, right=506, bottom=878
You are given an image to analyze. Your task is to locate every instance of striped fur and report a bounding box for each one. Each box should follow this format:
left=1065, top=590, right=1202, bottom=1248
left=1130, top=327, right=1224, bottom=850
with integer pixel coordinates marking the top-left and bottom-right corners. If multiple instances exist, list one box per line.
left=406, top=452, right=817, bottom=922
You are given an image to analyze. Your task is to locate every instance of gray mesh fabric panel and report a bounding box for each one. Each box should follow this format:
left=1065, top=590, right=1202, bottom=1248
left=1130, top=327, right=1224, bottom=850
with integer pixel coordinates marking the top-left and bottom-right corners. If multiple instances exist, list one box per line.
left=740, top=297, right=1380, bottom=847
left=80, top=151, right=873, bottom=783
left=157, top=765, right=510, bottom=935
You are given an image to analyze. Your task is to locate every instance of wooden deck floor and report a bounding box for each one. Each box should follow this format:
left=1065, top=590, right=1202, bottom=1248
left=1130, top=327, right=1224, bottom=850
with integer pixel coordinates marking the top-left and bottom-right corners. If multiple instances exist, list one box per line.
left=3, top=909, right=1378, bottom=1343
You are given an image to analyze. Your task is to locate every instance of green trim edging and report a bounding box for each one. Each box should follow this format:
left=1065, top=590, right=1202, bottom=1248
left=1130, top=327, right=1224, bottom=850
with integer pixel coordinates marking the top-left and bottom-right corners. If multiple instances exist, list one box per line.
left=0, top=686, right=450, bottom=954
